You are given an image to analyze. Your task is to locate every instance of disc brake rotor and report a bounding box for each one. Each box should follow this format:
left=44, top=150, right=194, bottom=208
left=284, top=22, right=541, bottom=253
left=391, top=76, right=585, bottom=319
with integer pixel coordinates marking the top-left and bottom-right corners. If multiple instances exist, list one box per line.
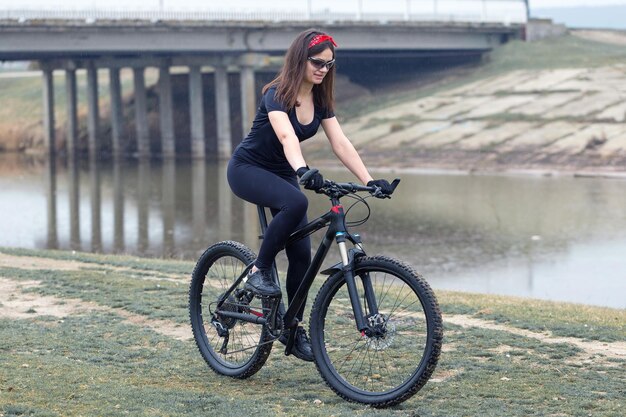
left=365, top=314, right=396, bottom=351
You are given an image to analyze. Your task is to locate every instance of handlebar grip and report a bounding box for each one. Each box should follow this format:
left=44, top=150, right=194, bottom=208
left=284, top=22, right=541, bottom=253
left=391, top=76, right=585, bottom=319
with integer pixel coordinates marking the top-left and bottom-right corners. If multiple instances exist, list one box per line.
left=298, top=168, right=319, bottom=186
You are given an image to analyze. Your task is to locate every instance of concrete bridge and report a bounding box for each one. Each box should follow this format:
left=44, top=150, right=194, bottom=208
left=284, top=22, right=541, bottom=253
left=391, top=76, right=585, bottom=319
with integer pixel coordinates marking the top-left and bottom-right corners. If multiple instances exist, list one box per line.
left=0, top=2, right=527, bottom=159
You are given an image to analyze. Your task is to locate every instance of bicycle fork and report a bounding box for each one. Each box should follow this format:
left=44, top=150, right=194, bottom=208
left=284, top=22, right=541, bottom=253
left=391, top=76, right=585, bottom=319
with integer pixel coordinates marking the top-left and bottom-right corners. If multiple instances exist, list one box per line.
left=335, top=232, right=379, bottom=335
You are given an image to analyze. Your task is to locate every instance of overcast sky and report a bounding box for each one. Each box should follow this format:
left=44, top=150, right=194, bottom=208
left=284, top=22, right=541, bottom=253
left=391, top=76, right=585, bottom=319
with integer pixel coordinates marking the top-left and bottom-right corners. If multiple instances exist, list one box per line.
left=1, top=1, right=626, bottom=10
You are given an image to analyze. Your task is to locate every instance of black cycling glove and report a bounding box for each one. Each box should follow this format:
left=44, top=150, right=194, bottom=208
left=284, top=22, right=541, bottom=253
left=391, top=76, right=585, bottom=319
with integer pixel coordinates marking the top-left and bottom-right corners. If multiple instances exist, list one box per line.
left=367, top=179, right=393, bottom=198
left=296, top=166, right=325, bottom=191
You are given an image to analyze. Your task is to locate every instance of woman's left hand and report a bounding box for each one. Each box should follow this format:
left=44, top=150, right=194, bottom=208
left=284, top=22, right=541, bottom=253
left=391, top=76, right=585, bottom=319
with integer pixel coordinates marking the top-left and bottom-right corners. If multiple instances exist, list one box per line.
left=297, top=166, right=325, bottom=191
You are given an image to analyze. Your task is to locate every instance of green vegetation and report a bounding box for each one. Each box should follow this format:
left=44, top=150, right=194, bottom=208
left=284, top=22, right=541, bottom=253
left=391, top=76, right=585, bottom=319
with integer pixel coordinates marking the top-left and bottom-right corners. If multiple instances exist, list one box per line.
left=0, top=248, right=624, bottom=416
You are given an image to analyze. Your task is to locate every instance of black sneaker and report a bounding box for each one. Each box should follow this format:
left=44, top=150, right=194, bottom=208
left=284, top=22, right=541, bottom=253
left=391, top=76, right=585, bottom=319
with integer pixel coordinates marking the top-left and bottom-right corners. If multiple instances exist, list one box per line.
left=279, top=326, right=314, bottom=362
left=244, top=269, right=281, bottom=298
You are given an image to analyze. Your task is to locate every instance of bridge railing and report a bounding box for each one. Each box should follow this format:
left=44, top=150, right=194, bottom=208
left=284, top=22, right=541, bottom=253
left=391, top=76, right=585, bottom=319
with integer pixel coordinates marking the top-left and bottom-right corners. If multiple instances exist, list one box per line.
left=0, top=0, right=528, bottom=25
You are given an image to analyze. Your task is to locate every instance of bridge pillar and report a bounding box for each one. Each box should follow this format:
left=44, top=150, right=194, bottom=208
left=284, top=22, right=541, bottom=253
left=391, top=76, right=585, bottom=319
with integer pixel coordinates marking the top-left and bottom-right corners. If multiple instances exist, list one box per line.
left=238, top=53, right=269, bottom=137
left=214, top=64, right=232, bottom=159
left=65, top=67, right=78, bottom=158
left=189, top=65, right=206, bottom=159
left=159, top=62, right=176, bottom=158
left=239, top=65, right=255, bottom=137
left=109, top=67, right=124, bottom=156
left=86, top=63, right=100, bottom=159
left=133, top=67, right=150, bottom=158
left=41, top=67, right=56, bottom=156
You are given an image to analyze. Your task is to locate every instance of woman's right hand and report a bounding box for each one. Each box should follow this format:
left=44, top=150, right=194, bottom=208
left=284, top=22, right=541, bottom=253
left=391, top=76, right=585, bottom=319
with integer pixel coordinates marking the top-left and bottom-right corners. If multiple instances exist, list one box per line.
left=297, top=166, right=325, bottom=191
left=367, top=179, right=394, bottom=198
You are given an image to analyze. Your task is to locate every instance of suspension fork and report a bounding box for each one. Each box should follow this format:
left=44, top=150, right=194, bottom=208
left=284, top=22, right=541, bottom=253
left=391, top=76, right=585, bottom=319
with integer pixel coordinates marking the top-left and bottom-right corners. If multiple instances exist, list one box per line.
left=360, top=271, right=380, bottom=318
left=336, top=232, right=374, bottom=333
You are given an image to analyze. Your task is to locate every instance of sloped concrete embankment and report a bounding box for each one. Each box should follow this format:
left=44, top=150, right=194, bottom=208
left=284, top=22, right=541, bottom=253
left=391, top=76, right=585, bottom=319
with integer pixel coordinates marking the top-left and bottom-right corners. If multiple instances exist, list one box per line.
left=335, top=65, right=626, bottom=172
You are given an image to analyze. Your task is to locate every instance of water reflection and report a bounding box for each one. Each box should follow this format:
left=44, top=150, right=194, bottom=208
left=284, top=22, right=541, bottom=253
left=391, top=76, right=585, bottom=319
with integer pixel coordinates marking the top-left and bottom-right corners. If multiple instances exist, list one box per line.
left=217, top=159, right=233, bottom=242
left=90, top=158, right=102, bottom=253
left=191, top=159, right=206, bottom=246
left=45, top=156, right=58, bottom=249
left=162, top=159, right=176, bottom=257
left=113, top=160, right=124, bottom=252
left=2, top=153, right=624, bottom=308
left=68, top=157, right=81, bottom=251
left=137, top=159, right=150, bottom=255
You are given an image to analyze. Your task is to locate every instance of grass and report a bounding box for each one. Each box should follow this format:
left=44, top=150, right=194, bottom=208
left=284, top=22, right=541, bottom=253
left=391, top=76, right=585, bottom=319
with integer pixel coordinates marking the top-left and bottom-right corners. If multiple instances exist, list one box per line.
left=0, top=248, right=624, bottom=416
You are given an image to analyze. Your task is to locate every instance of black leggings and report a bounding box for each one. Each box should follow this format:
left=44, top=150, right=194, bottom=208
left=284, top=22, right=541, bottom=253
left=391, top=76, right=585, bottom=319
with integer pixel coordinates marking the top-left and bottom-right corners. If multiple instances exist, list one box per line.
left=227, top=157, right=311, bottom=320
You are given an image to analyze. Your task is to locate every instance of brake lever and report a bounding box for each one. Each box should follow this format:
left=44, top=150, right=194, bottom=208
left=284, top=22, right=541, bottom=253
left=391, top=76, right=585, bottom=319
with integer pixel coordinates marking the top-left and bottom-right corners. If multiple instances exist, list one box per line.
left=371, top=186, right=384, bottom=198
left=371, top=183, right=396, bottom=199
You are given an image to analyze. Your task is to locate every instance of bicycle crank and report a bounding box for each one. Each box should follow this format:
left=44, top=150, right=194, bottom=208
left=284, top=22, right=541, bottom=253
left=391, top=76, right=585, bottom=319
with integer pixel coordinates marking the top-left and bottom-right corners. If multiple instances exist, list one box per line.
left=261, top=294, right=283, bottom=338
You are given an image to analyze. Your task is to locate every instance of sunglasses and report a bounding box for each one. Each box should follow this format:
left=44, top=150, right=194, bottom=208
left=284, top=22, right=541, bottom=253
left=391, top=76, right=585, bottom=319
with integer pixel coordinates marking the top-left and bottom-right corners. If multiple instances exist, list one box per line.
left=307, top=57, right=335, bottom=70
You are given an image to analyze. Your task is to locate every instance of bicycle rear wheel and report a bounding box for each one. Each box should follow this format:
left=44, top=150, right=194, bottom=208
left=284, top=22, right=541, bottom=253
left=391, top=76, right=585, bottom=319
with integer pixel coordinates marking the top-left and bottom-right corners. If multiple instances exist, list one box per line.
left=309, top=255, right=442, bottom=407
left=189, top=241, right=274, bottom=378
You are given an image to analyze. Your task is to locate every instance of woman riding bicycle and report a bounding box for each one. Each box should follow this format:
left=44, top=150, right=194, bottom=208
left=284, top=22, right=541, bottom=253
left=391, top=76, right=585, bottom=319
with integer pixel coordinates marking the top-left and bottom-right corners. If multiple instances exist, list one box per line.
left=226, top=29, right=393, bottom=362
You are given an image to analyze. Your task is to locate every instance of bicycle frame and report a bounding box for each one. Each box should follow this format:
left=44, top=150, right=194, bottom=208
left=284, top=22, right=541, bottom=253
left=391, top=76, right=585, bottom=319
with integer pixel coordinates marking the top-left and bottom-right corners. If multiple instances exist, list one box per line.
left=257, top=197, right=378, bottom=335
left=215, top=186, right=389, bottom=355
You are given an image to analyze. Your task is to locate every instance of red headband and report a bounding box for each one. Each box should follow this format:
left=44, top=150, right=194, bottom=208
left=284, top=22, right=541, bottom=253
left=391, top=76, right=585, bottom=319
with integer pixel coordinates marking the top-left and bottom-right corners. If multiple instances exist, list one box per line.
left=308, top=34, right=337, bottom=49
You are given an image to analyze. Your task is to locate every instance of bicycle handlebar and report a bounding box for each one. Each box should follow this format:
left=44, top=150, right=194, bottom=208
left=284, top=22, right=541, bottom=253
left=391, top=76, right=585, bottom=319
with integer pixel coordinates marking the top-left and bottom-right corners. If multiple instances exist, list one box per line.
left=299, top=169, right=400, bottom=198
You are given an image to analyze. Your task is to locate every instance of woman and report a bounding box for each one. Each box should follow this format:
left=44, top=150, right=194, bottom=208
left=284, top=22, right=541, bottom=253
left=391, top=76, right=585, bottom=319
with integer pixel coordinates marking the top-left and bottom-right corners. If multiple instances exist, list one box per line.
left=227, top=29, right=393, bottom=362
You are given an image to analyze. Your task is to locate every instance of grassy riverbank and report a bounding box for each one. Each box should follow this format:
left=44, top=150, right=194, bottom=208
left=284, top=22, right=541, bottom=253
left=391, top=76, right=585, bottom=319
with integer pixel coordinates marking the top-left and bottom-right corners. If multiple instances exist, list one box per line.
left=0, top=247, right=624, bottom=416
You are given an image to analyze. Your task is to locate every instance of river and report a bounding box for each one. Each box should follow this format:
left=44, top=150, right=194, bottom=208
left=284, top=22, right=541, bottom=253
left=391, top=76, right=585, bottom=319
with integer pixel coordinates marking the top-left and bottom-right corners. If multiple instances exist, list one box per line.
left=1, top=153, right=624, bottom=309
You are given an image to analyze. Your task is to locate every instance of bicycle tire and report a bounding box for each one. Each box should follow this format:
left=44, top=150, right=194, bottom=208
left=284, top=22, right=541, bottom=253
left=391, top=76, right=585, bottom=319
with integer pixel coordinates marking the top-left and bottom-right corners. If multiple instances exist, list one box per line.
left=189, top=240, right=274, bottom=378
left=309, top=255, right=443, bottom=407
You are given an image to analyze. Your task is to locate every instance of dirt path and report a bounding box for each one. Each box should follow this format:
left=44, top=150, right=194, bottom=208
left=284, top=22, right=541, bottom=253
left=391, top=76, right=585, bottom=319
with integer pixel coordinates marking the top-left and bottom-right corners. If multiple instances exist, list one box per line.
left=0, top=252, right=188, bottom=283
left=445, top=314, right=626, bottom=362
left=0, top=253, right=85, bottom=271
left=0, top=277, right=191, bottom=341
left=572, top=30, right=626, bottom=46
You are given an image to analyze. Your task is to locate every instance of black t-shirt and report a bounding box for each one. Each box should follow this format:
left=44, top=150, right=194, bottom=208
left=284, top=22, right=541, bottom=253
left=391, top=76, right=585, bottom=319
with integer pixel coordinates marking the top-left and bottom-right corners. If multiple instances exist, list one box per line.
left=233, top=85, right=335, bottom=176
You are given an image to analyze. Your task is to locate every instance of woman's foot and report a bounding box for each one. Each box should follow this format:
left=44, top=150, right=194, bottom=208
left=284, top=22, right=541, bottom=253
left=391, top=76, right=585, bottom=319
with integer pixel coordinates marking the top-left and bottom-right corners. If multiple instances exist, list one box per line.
left=244, top=269, right=281, bottom=297
left=279, top=326, right=314, bottom=362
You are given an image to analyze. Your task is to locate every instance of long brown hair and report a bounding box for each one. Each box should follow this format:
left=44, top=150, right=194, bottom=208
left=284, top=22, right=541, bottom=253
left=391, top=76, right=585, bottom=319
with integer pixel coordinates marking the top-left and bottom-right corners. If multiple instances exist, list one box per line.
left=262, top=29, right=336, bottom=113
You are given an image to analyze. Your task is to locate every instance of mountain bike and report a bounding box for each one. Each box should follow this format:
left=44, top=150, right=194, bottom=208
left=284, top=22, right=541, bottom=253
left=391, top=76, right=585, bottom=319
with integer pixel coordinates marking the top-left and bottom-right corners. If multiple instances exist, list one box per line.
left=189, top=172, right=443, bottom=407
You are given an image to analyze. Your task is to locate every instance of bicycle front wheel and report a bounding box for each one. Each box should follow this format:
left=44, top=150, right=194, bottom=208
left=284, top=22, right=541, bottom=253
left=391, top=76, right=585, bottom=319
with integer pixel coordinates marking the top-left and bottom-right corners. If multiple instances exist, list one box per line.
left=189, top=241, right=273, bottom=378
left=309, top=255, right=443, bottom=407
